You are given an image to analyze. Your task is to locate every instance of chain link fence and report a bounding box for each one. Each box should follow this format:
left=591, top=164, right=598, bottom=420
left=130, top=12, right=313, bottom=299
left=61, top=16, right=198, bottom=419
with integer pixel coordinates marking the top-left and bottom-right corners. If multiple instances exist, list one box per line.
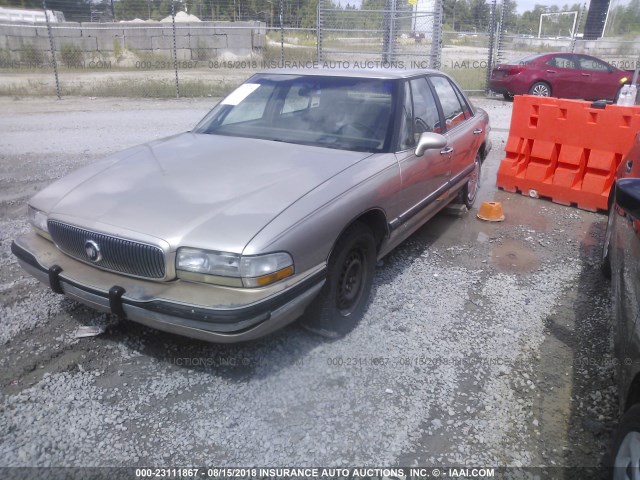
left=0, top=0, right=638, bottom=98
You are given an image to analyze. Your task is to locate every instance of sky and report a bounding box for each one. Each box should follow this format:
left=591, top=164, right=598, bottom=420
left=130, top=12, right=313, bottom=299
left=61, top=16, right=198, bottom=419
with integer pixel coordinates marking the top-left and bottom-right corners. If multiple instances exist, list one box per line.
left=513, top=0, right=562, bottom=13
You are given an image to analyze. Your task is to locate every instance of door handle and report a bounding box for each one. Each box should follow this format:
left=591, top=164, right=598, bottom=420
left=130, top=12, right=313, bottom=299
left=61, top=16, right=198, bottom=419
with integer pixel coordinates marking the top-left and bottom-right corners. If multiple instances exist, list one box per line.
left=473, top=128, right=483, bottom=135
left=581, top=73, right=591, bottom=76
left=546, top=70, right=556, bottom=73
left=627, top=160, right=633, bottom=173
left=440, top=147, right=454, bottom=155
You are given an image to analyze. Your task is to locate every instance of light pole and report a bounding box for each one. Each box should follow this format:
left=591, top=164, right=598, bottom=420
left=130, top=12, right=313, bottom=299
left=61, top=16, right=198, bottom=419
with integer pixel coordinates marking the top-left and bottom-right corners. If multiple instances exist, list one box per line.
left=267, top=0, right=274, bottom=28
left=452, top=0, right=457, bottom=31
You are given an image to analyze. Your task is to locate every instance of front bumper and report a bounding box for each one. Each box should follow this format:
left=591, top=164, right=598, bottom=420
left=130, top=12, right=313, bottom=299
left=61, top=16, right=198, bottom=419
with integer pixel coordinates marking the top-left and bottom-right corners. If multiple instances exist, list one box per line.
left=12, top=233, right=326, bottom=343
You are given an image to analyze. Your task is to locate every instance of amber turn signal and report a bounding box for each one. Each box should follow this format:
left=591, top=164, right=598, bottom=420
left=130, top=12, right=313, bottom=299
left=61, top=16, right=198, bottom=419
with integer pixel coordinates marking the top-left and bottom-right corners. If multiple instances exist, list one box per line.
left=255, top=265, right=295, bottom=287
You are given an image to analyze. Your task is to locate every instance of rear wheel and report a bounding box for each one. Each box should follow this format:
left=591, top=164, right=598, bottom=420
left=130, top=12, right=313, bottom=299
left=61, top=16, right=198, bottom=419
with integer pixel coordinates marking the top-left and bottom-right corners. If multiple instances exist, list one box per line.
left=503, top=93, right=514, bottom=101
left=529, top=81, right=551, bottom=97
left=301, top=222, right=376, bottom=338
left=462, top=152, right=482, bottom=208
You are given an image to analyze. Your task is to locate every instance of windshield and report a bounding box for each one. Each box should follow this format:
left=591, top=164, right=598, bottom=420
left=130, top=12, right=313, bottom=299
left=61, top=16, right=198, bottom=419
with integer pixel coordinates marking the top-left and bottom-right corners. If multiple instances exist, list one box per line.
left=193, top=74, right=397, bottom=153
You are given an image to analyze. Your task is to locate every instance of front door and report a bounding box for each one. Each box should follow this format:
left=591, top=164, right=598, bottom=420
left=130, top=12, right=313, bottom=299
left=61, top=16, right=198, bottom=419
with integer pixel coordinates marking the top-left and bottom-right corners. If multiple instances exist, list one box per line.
left=394, top=77, right=451, bottom=226
left=576, top=54, right=620, bottom=100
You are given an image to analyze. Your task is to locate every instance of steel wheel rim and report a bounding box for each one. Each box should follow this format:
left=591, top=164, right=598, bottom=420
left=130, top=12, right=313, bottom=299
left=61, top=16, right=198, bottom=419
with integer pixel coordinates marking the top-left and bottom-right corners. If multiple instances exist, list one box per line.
left=614, top=431, right=640, bottom=479
left=467, top=158, right=480, bottom=202
left=336, top=249, right=366, bottom=316
left=532, top=84, right=550, bottom=96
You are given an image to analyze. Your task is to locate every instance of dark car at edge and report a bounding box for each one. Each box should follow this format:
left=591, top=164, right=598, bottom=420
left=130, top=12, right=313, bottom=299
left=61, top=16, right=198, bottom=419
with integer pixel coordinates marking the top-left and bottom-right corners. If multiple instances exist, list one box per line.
left=602, top=132, right=640, bottom=478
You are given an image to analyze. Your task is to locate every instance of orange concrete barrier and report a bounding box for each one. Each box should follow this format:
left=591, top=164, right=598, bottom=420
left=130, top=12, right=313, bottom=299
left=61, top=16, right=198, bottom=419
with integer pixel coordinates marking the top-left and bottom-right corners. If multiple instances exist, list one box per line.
left=496, top=95, right=640, bottom=211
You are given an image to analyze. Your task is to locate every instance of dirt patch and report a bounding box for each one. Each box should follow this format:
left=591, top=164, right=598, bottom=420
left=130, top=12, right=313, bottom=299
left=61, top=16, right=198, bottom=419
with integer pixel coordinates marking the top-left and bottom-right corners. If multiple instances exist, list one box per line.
left=491, top=239, right=541, bottom=273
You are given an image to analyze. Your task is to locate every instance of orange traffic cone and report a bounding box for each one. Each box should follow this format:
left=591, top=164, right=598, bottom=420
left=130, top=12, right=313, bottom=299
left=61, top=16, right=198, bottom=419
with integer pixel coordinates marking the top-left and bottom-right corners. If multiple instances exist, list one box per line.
left=477, top=202, right=505, bottom=222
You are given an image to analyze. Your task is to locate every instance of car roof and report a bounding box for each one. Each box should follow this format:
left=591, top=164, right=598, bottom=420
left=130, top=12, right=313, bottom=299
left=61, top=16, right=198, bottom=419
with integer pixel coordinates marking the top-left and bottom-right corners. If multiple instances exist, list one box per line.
left=544, top=52, right=600, bottom=58
left=256, top=68, right=444, bottom=79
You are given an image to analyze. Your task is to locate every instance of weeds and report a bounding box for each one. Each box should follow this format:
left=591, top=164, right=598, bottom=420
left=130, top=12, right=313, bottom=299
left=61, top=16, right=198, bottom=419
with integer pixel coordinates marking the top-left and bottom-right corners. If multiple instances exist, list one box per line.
left=261, top=41, right=317, bottom=64
left=113, top=39, right=123, bottom=60
left=444, top=67, right=487, bottom=92
left=60, top=44, right=84, bottom=66
left=19, top=44, right=45, bottom=66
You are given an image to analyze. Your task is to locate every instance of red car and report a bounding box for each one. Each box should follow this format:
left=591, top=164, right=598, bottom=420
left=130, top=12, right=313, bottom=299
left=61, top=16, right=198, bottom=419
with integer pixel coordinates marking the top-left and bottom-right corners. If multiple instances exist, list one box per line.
left=489, top=52, right=632, bottom=101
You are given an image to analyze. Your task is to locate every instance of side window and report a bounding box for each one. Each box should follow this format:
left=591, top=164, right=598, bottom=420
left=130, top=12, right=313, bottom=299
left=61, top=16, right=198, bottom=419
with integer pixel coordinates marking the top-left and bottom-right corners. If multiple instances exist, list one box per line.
left=221, top=85, right=275, bottom=125
left=452, top=84, right=473, bottom=120
left=547, top=56, right=576, bottom=69
left=430, top=75, right=467, bottom=130
left=578, top=56, right=610, bottom=71
left=409, top=78, right=440, bottom=141
left=397, top=82, right=415, bottom=151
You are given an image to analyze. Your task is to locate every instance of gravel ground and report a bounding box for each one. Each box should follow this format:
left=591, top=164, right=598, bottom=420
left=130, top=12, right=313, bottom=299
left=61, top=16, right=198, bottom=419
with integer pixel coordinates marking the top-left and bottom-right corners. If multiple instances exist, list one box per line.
left=0, top=96, right=617, bottom=477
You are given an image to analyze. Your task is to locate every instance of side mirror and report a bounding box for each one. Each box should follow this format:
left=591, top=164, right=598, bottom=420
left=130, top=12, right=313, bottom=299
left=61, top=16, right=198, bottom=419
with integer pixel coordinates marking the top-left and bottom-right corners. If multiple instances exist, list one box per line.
left=415, top=132, right=447, bottom=157
left=616, top=178, right=640, bottom=219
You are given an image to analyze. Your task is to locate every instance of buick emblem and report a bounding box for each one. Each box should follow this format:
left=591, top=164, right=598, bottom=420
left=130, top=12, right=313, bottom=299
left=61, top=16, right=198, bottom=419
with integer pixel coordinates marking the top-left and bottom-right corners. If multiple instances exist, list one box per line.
left=84, top=240, right=102, bottom=262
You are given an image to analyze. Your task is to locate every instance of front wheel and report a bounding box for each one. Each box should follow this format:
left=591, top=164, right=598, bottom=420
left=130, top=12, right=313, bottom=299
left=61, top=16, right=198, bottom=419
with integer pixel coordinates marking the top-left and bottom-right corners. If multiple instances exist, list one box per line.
left=462, top=153, right=482, bottom=208
left=529, top=81, right=551, bottom=97
left=301, top=222, right=376, bottom=338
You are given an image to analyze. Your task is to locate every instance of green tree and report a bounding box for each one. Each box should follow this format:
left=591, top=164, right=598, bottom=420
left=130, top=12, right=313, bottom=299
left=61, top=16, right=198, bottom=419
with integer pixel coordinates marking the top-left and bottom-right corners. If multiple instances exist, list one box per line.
left=497, top=0, right=517, bottom=33
left=114, top=0, right=155, bottom=20
left=615, top=0, right=640, bottom=35
left=469, top=0, right=489, bottom=31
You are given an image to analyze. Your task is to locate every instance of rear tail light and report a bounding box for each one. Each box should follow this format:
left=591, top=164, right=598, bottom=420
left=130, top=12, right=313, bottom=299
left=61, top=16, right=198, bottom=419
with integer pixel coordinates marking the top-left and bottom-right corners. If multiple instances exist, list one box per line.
left=505, top=67, right=524, bottom=75
left=491, top=65, right=525, bottom=77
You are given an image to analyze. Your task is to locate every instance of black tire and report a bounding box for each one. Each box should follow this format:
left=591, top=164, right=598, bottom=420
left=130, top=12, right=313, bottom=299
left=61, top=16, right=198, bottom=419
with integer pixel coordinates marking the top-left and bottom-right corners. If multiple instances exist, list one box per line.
left=609, top=404, right=640, bottom=479
left=529, top=81, right=551, bottom=97
left=503, top=93, right=514, bottom=101
left=601, top=194, right=615, bottom=278
left=462, top=152, right=482, bottom=208
left=301, top=222, right=376, bottom=338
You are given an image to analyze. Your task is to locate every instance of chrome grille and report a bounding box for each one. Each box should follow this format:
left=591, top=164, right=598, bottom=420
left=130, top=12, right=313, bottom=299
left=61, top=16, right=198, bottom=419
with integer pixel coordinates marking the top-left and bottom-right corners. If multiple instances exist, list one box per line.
left=48, top=221, right=166, bottom=279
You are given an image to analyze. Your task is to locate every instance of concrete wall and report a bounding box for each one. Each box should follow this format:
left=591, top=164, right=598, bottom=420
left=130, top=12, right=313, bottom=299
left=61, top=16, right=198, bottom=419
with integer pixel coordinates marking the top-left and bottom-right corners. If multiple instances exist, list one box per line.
left=0, top=20, right=266, bottom=63
left=573, top=38, right=640, bottom=56
left=506, top=36, right=640, bottom=57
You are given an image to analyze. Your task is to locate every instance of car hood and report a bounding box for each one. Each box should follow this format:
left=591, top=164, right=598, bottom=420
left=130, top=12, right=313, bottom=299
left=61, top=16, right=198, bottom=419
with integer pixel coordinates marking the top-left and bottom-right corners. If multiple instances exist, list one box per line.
left=36, top=133, right=372, bottom=253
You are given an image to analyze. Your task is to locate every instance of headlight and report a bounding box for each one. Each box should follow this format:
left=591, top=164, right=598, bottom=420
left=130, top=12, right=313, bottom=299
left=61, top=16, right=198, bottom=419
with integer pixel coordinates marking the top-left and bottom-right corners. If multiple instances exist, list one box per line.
left=28, top=206, right=50, bottom=237
left=176, top=248, right=294, bottom=288
left=177, top=249, right=241, bottom=277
